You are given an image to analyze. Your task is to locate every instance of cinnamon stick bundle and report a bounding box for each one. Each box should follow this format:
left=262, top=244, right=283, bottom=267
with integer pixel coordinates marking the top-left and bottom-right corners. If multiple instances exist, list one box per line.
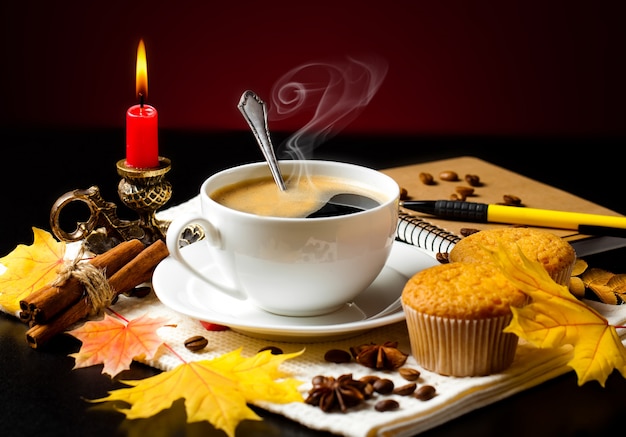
left=26, top=239, right=169, bottom=349
left=20, top=239, right=145, bottom=324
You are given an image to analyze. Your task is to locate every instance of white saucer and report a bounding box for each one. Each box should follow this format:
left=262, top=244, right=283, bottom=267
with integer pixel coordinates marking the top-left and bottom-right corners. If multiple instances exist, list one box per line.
left=152, top=240, right=439, bottom=342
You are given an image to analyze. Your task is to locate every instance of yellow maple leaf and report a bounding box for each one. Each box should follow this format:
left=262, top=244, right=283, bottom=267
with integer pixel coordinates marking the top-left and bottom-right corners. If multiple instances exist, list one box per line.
left=67, top=313, right=168, bottom=377
left=0, top=227, right=66, bottom=315
left=90, top=348, right=304, bottom=437
left=491, top=245, right=626, bottom=386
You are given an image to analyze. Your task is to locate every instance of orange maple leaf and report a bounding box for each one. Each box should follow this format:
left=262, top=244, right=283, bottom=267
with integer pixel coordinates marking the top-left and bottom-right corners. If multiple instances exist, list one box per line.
left=90, top=348, right=304, bottom=437
left=68, top=313, right=168, bottom=377
left=491, top=245, right=626, bottom=386
left=0, top=227, right=66, bottom=315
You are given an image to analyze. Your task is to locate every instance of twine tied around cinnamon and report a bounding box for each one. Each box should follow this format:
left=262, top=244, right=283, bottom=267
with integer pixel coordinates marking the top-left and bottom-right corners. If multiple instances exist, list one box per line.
left=51, top=245, right=115, bottom=315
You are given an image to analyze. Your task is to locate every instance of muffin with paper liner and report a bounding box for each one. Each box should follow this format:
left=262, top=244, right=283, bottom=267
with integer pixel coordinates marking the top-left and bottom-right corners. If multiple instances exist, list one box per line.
left=401, top=261, right=527, bottom=377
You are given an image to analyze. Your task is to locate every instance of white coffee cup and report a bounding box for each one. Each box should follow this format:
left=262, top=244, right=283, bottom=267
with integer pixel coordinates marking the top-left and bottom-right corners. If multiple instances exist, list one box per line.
left=165, top=160, right=399, bottom=316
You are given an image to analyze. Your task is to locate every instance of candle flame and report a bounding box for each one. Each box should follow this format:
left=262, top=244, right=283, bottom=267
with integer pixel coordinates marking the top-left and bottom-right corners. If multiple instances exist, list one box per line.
left=135, top=39, right=148, bottom=101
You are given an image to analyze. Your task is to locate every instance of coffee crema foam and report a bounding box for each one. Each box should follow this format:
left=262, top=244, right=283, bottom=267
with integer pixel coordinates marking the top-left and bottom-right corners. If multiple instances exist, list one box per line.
left=210, top=175, right=384, bottom=218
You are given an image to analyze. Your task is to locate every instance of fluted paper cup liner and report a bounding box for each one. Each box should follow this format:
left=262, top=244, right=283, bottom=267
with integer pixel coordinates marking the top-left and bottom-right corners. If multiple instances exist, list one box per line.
left=403, top=306, right=519, bottom=377
left=551, top=262, right=575, bottom=287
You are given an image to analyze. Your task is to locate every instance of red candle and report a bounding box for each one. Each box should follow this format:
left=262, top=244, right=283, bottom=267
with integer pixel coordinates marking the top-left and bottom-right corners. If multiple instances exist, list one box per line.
left=125, top=39, right=159, bottom=168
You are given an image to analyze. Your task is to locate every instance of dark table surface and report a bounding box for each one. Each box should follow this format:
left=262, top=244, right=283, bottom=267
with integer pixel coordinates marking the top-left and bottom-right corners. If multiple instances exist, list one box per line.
left=1, top=128, right=626, bottom=437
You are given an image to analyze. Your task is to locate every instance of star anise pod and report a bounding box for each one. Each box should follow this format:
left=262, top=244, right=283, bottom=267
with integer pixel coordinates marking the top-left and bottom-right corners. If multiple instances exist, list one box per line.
left=349, top=341, right=408, bottom=370
left=305, top=374, right=373, bottom=412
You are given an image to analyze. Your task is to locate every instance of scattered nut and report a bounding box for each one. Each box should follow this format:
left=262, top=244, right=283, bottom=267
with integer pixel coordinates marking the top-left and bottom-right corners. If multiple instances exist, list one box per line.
left=184, top=335, right=208, bottom=352
left=398, top=367, right=421, bottom=381
left=400, top=187, right=409, bottom=199
left=375, top=399, right=399, bottom=412
left=439, top=170, right=459, bottom=181
left=392, top=382, right=417, bottom=396
left=324, top=349, right=352, bottom=363
left=258, top=346, right=283, bottom=355
left=414, top=385, right=437, bottom=401
left=419, top=172, right=435, bottom=185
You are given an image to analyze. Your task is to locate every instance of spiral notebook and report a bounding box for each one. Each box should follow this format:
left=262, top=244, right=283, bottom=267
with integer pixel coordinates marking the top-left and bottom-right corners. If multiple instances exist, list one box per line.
left=386, top=156, right=626, bottom=258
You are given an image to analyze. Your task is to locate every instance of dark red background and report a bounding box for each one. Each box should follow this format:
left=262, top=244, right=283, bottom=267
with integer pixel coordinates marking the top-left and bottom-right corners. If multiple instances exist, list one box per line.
left=1, top=1, right=625, bottom=137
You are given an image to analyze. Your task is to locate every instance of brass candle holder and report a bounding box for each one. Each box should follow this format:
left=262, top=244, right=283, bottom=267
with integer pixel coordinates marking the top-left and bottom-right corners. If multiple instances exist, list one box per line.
left=50, top=157, right=173, bottom=253
left=116, top=157, right=172, bottom=241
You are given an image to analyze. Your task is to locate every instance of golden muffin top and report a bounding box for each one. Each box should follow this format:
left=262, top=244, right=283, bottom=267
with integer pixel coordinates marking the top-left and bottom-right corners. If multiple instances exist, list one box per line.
left=402, top=261, right=527, bottom=319
left=449, top=227, right=575, bottom=280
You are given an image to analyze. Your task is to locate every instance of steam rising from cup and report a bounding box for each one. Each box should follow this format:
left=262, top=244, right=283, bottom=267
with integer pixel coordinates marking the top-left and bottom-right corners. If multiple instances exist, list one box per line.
left=268, top=55, right=388, bottom=160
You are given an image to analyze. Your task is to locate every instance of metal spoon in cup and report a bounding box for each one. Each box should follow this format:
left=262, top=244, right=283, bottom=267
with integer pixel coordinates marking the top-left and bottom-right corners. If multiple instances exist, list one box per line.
left=237, top=90, right=399, bottom=318
left=238, top=90, right=287, bottom=191
left=237, top=90, right=380, bottom=216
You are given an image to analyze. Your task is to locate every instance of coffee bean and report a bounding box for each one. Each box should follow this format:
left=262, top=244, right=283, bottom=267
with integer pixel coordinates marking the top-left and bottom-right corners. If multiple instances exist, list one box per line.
left=258, top=346, right=283, bottom=355
left=455, top=186, right=474, bottom=198
left=435, top=252, right=449, bottom=264
left=503, top=194, right=522, bottom=206
left=359, top=375, right=380, bottom=385
left=324, top=349, right=352, bottom=363
left=460, top=228, right=480, bottom=237
left=464, top=174, right=481, bottom=187
left=184, top=335, right=208, bottom=352
left=398, top=367, right=421, bottom=381
left=372, top=378, right=394, bottom=394
left=127, top=285, right=152, bottom=298
left=439, top=170, right=459, bottom=181
left=375, top=399, right=399, bottom=412
left=392, top=382, right=417, bottom=396
left=415, top=385, right=437, bottom=401
left=419, top=172, right=435, bottom=185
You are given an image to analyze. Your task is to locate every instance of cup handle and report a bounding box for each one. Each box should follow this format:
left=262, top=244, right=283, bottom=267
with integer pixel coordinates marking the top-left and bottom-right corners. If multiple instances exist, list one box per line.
left=165, top=214, right=247, bottom=300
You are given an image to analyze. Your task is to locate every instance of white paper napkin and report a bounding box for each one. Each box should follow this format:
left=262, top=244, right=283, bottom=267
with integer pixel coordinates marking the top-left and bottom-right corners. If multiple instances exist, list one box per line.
left=94, top=197, right=626, bottom=437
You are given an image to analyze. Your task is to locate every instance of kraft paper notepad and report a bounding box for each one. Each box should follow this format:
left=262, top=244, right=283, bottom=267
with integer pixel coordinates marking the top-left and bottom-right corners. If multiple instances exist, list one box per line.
left=384, top=156, right=626, bottom=257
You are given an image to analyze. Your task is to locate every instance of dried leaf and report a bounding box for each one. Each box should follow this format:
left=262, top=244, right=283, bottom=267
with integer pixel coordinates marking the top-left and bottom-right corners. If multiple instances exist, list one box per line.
left=0, top=228, right=66, bottom=315
left=490, top=245, right=626, bottom=386
left=581, top=267, right=614, bottom=288
left=90, top=348, right=304, bottom=437
left=68, top=313, right=168, bottom=377
left=581, top=268, right=623, bottom=304
left=570, top=258, right=588, bottom=276
left=588, top=283, right=619, bottom=305
left=607, top=273, right=626, bottom=292
left=568, top=277, right=586, bottom=299
left=200, top=320, right=230, bottom=331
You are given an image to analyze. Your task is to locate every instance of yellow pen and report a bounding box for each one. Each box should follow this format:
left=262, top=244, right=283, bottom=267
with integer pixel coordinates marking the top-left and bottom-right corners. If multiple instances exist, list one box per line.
left=400, top=200, right=626, bottom=237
